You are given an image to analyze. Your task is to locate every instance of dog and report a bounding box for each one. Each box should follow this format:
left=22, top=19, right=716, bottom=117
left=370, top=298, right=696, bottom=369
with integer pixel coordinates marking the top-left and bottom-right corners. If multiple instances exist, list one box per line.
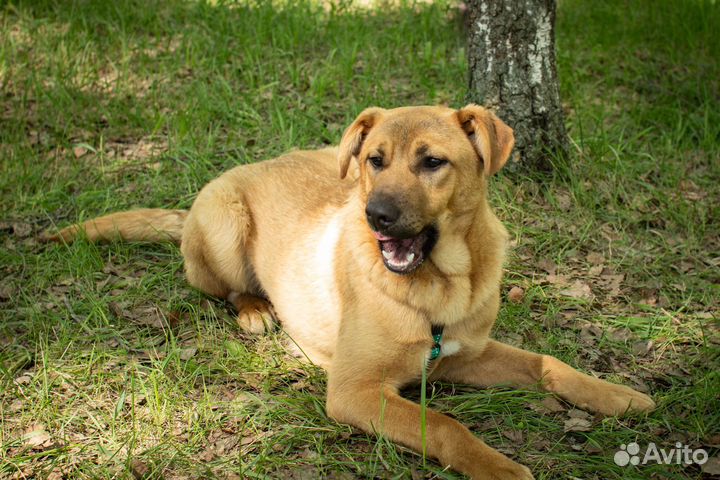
left=46, top=105, right=655, bottom=479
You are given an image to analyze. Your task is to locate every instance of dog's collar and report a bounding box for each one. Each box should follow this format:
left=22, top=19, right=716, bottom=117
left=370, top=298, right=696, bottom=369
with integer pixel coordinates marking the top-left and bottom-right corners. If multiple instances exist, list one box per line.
left=429, top=324, right=444, bottom=361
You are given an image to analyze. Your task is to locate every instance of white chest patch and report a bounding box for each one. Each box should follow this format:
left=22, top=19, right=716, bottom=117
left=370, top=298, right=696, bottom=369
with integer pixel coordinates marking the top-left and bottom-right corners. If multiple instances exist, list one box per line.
left=440, top=340, right=462, bottom=358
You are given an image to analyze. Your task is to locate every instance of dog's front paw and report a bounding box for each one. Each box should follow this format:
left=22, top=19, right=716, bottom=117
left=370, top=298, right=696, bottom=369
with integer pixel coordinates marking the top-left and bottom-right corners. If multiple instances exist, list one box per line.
left=480, top=457, right=534, bottom=480
left=581, top=379, right=655, bottom=416
left=599, top=382, right=655, bottom=416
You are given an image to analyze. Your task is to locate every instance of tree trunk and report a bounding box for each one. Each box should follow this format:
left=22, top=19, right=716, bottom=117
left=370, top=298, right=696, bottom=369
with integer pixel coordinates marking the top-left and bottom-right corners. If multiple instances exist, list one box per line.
left=466, top=0, right=567, bottom=172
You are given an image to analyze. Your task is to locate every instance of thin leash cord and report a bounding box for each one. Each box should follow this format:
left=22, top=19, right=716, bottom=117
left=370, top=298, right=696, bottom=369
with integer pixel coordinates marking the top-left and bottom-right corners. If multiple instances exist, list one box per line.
left=421, top=325, right=443, bottom=467
left=420, top=356, right=428, bottom=466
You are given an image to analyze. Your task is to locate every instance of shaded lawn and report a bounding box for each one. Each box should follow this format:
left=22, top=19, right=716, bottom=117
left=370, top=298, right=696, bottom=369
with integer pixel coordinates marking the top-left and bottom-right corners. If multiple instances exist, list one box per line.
left=0, top=0, right=718, bottom=478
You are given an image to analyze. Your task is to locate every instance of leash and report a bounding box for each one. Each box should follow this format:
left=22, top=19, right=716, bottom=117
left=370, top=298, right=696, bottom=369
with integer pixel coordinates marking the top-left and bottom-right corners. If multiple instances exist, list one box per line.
left=421, top=323, right=444, bottom=463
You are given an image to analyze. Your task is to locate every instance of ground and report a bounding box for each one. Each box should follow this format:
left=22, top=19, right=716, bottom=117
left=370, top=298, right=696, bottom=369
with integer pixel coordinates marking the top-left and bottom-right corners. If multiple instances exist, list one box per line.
left=0, top=0, right=718, bottom=479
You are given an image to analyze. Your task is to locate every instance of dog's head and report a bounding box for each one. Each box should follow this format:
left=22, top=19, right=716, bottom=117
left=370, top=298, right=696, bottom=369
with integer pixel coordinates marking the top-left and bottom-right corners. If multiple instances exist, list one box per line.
left=338, top=104, right=514, bottom=274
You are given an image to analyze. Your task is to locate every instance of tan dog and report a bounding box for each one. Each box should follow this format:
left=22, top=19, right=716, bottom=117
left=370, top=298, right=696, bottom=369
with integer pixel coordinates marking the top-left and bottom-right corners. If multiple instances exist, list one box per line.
left=47, top=105, right=654, bottom=479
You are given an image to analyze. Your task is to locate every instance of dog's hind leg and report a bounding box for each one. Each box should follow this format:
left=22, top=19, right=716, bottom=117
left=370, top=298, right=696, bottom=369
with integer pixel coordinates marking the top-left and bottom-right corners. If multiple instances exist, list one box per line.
left=228, top=292, right=275, bottom=334
left=181, top=178, right=275, bottom=335
left=183, top=239, right=275, bottom=334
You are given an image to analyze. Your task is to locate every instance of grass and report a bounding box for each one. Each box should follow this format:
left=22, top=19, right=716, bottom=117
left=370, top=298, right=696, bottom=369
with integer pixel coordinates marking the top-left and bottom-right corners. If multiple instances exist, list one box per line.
left=0, top=0, right=718, bottom=478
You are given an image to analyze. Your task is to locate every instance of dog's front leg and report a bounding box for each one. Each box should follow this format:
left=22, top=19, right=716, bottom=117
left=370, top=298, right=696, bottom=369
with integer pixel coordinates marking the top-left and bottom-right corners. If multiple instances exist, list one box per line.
left=436, top=340, right=655, bottom=416
left=326, top=381, right=534, bottom=479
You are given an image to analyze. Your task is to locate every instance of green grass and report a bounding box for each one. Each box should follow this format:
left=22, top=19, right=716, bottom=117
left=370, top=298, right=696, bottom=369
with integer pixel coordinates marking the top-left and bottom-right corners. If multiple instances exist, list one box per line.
left=1, top=0, right=718, bottom=478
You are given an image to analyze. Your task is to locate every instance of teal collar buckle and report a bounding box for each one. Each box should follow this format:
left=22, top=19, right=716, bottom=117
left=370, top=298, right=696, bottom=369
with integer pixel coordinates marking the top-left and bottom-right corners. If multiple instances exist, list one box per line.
left=429, top=325, right=444, bottom=361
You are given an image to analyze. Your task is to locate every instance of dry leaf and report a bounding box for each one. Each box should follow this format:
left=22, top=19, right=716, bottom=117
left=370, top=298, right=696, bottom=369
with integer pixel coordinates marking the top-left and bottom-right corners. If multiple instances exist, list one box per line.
left=130, top=459, right=151, bottom=479
left=47, top=469, right=63, bottom=480
left=701, top=457, right=720, bottom=475
left=607, top=327, right=633, bottom=342
left=556, top=192, right=572, bottom=211
left=704, top=434, right=720, bottom=448
left=537, top=259, right=557, bottom=275
left=588, top=265, right=603, bottom=276
left=73, top=146, right=88, bottom=158
left=560, top=280, right=593, bottom=300
left=502, top=430, right=524, bottom=443
left=579, top=324, right=603, bottom=344
left=639, top=296, right=657, bottom=306
left=585, top=443, right=603, bottom=454
left=586, top=252, right=604, bottom=265
left=679, top=180, right=707, bottom=201
left=213, top=434, right=239, bottom=455
left=0, top=283, right=12, bottom=300
left=600, top=273, right=624, bottom=296
left=546, top=274, right=569, bottom=285
left=631, top=340, right=653, bottom=356
left=474, top=419, right=500, bottom=431
left=9, top=399, right=23, bottom=412
left=567, top=408, right=591, bottom=420
left=563, top=417, right=592, bottom=432
left=165, top=310, right=188, bottom=327
left=508, top=286, right=525, bottom=303
left=240, top=430, right=271, bottom=453
left=199, top=449, right=215, bottom=462
left=133, top=306, right=165, bottom=328
left=540, top=396, right=566, bottom=413
left=179, top=347, right=197, bottom=361
left=12, top=222, right=32, bottom=237
left=23, top=424, right=51, bottom=449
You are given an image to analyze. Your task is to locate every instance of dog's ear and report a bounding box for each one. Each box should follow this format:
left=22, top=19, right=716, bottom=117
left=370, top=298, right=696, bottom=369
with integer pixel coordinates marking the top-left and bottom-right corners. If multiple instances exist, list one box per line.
left=455, top=104, right=515, bottom=176
left=338, top=107, right=385, bottom=179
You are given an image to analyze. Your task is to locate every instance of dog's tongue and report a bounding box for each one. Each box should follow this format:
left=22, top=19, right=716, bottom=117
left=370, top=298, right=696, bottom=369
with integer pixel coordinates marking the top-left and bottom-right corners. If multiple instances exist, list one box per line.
left=372, top=231, right=394, bottom=241
left=380, top=237, right=415, bottom=254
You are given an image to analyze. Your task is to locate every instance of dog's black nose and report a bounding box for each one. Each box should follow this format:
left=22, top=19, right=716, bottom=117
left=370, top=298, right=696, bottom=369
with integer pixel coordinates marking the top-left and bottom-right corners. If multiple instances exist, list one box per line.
left=366, top=198, right=401, bottom=232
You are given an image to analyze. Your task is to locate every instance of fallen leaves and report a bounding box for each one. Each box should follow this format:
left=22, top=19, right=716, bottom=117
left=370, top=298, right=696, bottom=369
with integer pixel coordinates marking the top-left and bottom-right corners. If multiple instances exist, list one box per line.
left=72, top=146, right=88, bottom=158
left=179, top=346, right=198, bottom=361
left=631, top=339, right=654, bottom=357
left=14, top=374, right=32, bottom=385
left=585, top=252, right=604, bottom=265
left=130, top=459, right=153, bottom=480
left=536, top=258, right=557, bottom=275
left=22, top=424, right=52, bottom=450
left=0, top=221, right=33, bottom=238
left=555, top=191, right=573, bottom=211
left=595, top=272, right=624, bottom=297
left=501, top=429, right=524, bottom=443
left=198, top=428, right=273, bottom=463
left=507, top=286, right=525, bottom=303
left=528, top=247, right=635, bottom=305
left=0, top=282, right=12, bottom=300
left=539, top=396, right=566, bottom=413
left=559, top=280, right=594, bottom=300
left=701, top=457, right=720, bottom=475
left=563, top=417, right=592, bottom=433
left=678, top=179, right=707, bottom=202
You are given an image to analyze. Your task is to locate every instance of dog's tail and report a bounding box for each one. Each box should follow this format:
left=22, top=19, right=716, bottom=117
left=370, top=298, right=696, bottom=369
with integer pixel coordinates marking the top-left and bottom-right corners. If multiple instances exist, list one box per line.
left=42, top=209, right=188, bottom=244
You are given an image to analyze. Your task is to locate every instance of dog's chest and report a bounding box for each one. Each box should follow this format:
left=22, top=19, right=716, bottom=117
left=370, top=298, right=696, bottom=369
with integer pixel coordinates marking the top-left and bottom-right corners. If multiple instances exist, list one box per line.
left=439, top=339, right=462, bottom=357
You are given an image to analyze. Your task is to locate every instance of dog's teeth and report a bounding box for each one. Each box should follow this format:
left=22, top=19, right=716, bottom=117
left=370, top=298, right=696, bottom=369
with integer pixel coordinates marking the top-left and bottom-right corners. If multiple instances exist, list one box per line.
left=382, top=250, right=392, bottom=260
left=406, top=252, right=415, bottom=263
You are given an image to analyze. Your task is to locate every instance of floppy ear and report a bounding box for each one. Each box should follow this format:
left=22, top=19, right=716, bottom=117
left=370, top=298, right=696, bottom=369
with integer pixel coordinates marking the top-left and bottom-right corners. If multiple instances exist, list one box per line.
left=338, top=107, right=385, bottom=179
left=455, top=104, right=515, bottom=176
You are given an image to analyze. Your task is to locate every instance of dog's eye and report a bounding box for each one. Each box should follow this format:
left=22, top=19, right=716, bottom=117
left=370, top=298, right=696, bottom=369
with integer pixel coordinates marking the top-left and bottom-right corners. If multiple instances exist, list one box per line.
left=422, top=157, right=447, bottom=170
left=368, top=156, right=384, bottom=169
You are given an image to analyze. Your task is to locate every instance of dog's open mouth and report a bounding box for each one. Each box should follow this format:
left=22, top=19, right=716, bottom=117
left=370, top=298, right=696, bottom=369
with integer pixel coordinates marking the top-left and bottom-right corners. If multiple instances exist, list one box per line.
left=372, top=227, right=438, bottom=274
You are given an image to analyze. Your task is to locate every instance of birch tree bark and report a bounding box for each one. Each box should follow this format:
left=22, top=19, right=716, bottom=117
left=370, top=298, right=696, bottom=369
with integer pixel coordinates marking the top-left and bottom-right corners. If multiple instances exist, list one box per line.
left=466, top=0, right=567, bottom=172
